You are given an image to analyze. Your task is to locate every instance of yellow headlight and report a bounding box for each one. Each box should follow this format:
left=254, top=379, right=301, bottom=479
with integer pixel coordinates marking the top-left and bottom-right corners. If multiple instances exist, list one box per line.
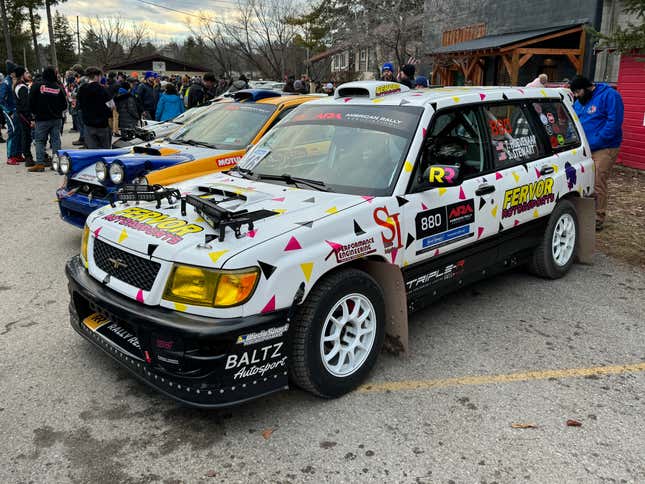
left=81, top=225, right=90, bottom=267
left=215, top=270, right=260, bottom=307
left=163, top=265, right=259, bottom=308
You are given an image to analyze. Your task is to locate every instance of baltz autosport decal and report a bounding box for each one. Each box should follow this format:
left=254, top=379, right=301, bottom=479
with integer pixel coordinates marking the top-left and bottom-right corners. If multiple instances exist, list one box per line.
left=225, top=342, right=286, bottom=380
left=415, top=200, right=475, bottom=254
left=502, top=178, right=554, bottom=219
left=236, top=324, right=289, bottom=346
left=103, top=207, right=203, bottom=244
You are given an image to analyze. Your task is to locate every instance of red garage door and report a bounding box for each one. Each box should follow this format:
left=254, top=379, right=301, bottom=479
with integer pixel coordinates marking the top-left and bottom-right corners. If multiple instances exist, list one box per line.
left=617, top=54, right=645, bottom=170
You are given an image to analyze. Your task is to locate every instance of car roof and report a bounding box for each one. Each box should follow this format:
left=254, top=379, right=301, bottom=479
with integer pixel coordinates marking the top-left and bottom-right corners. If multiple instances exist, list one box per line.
left=256, top=94, right=321, bottom=106
left=304, top=81, right=569, bottom=108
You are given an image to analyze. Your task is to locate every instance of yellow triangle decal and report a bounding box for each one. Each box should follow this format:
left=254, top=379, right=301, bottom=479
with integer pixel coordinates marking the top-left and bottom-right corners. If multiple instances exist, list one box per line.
left=194, top=216, right=205, bottom=223
left=572, top=149, right=577, bottom=156
left=372, top=98, right=385, bottom=103
left=273, top=209, right=287, bottom=215
left=404, top=160, right=413, bottom=172
left=118, top=229, right=128, bottom=243
left=552, top=164, right=558, bottom=173
left=452, top=96, right=460, bottom=103
left=438, top=187, right=447, bottom=196
left=491, top=206, right=498, bottom=217
left=208, top=250, right=229, bottom=264
left=540, top=89, right=547, bottom=97
left=174, top=302, right=187, bottom=312
left=512, top=172, right=520, bottom=183
left=326, top=206, right=338, bottom=215
left=300, top=262, right=314, bottom=282
left=533, top=209, right=539, bottom=218
left=403, top=260, right=409, bottom=267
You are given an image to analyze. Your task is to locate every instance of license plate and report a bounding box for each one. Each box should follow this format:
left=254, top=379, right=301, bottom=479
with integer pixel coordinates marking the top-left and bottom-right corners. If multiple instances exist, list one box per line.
left=83, top=312, right=111, bottom=331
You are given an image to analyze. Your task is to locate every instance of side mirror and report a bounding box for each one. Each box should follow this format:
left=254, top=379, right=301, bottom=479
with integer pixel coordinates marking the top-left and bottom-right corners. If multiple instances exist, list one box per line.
left=422, top=164, right=462, bottom=187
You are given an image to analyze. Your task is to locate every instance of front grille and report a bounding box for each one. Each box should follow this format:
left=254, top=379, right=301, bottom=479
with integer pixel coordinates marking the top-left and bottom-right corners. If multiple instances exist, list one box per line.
left=94, top=239, right=160, bottom=291
left=68, top=179, right=109, bottom=199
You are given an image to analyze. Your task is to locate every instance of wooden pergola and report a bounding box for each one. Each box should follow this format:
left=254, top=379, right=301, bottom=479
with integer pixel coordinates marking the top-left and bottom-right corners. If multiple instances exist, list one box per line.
left=429, top=24, right=586, bottom=86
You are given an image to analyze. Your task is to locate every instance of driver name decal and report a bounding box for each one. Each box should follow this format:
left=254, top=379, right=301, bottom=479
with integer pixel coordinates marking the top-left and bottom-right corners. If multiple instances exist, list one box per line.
left=103, top=207, right=203, bottom=244
left=502, top=178, right=554, bottom=219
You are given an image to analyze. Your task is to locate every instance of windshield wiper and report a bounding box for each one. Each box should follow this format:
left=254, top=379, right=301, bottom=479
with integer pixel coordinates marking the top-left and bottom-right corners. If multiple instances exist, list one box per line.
left=229, top=166, right=257, bottom=180
left=183, top=139, right=218, bottom=149
left=256, top=173, right=331, bottom=192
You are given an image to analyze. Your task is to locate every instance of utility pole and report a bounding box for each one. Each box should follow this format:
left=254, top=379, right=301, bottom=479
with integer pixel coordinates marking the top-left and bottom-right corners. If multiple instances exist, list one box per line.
left=45, top=0, right=58, bottom=70
left=77, top=15, right=81, bottom=62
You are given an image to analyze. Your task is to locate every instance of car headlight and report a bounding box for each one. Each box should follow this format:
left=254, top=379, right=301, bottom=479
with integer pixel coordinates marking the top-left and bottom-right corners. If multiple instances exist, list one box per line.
left=95, top=161, right=107, bottom=182
left=133, top=175, right=149, bottom=185
left=109, top=162, right=125, bottom=185
left=81, top=224, right=90, bottom=268
left=53, top=155, right=60, bottom=172
left=163, top=265, right=259, bottom=308
left=59, top=155, right=71, bottom=174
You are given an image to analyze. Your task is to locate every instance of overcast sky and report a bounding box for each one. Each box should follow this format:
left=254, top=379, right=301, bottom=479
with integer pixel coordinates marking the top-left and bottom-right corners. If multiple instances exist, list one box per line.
left=45, top=0, right=240, bottom=44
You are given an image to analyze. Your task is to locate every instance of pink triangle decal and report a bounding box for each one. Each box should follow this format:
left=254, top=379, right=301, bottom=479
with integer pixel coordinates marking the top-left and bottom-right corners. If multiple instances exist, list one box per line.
left=343, top=97, right=351, bottom=103
left=458, top=186, right=466, bottom=200
left=325, top=240, right=343, bottom=252
left=284, top=236, right=302, bottom=251
left=477, top=227, right=484, bottom=239
left=247, top=229, right=257, bottom=238
left=495, top=172, right=503, bottom=180
left=261, top=296, right=276, bottom=313
left=517, top=88, right=524, bottom=94
left=535, top=168, right=541, bottom=178
left=422, top=128, right=427, bottom=137
left=421, top=202, right=428, bottom=210
left=93, top=227, right=102, bottom=238
left=433, top=249, right=440, bottom=257
left=272, top=197, right=285, bottom=202
left=514, top=219, right=520, bottom=226
left=136, top=289, right=144, bottom=303
left=361, top=196, right=374, bottom=203
left=390, top=248, right=398, bottom=264
left=580, top=164, right=585, bottom=173
left=479, top=93, right=486, bottom=100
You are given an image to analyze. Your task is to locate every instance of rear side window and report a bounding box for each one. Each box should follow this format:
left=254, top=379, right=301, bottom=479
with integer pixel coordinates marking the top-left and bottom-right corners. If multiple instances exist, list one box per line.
left=531, top=101, right=581, bottom=152
left=483, top=103, right=544, bottom=169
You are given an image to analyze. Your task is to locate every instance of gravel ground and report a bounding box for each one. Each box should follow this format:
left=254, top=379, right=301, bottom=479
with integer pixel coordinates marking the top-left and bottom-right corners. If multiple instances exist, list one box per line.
left=1, top=133, right=644, bottom=483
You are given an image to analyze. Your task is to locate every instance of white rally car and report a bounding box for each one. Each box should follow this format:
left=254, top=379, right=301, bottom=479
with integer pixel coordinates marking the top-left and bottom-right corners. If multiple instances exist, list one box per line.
left=66, top=81, right=595, bottom=407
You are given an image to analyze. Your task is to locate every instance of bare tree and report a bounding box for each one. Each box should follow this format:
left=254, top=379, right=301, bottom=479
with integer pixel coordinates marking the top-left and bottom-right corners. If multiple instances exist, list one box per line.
left=191, top=16, right=239, bottom=77
left=0, top=0, right=13, bottom=61
left=82, top=16, right=150, bottom=68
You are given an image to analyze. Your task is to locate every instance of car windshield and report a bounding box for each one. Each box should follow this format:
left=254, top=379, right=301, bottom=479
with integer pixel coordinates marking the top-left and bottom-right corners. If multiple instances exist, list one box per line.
left=237, top=105, right=423, bottom=195
left=170, top=103, right=276, bottom=149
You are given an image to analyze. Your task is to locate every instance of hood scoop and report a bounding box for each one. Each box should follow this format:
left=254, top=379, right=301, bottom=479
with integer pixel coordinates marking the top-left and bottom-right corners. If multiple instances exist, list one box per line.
left=131, top=146, right=181, bottom=156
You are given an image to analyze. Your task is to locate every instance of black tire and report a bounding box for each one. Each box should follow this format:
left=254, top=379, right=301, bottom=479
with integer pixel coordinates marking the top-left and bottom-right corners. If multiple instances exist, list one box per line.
left=529, top=199, right=578, bottom=279
left=289, top=269, right=385, bottom=398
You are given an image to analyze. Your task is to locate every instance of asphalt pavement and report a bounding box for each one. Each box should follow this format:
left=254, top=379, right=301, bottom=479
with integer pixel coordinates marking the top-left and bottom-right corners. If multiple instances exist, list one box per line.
left=1, top=132, right=644, bottom=483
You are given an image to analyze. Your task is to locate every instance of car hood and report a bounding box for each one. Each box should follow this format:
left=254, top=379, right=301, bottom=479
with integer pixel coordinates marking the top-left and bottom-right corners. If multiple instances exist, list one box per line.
left=71, top=143, right=231, bottom=185
left=88, top=172, right=368, bottom=267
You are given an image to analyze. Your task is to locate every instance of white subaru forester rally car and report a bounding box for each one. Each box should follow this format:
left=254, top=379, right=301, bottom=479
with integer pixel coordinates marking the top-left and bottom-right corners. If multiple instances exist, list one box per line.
left=66, top=81, right=595, bottom=407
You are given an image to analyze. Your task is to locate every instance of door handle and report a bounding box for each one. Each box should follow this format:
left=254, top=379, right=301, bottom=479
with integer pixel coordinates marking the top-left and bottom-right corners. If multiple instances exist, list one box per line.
left=475, top=184, right=496, bottom=196
left=540, top=165, right=555, bottom=175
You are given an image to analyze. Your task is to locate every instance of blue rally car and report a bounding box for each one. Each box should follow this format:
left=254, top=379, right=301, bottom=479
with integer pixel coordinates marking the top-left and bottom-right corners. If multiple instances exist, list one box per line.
left=55, top=90, right=292, bottom=228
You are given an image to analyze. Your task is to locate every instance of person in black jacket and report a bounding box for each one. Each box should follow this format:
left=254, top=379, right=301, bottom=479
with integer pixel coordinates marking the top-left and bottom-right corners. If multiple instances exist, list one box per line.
left=28, top=66, right=68, bottom=172
left=186, top=77, right=205, bottom=109
left=76, top=66, right=113, bottom=149
left=114, top=82, right=140, bottom=133
left=135, top=71, right=157, bottom=120
left=13, top=66, right=34, bottom=166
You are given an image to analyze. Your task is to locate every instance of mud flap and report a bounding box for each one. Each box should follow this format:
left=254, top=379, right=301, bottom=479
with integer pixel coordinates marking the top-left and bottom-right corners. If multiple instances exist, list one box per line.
left=571, top=196, right=595, bottom=264
left=357, top=261, right=408, bottom=353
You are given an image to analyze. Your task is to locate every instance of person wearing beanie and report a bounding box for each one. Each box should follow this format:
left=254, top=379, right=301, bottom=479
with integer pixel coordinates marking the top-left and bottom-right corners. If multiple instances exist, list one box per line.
left=1, top=61, right=22, bottom=164
left=14, top=66, right=35, bottom=166
left=415, top=75, right=429, bottom=89
left=28, top=66, right=68, bottom=172
left=114, top=82, right=140, bottom=133
left=381, top=62, right=395, bottom=82
left=569, top=75, right=624, bottom=231
left=76, top=66, right=113, bottom=149
left=398, top=64, right=415, bottom=89
left=135, top=71, right=158, bottom=119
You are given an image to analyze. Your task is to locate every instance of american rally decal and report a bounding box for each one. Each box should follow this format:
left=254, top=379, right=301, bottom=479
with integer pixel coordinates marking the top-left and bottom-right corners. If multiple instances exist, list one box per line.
left=103, top=207, right=203, bottom=244
left=502, top=177, right=554, bottom=219
left=415, top=199, right=475, bottom=254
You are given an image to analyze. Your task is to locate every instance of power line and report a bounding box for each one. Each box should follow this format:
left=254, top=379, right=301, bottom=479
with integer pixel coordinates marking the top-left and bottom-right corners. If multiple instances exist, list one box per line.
left=132, top=0, right=237, bottom=19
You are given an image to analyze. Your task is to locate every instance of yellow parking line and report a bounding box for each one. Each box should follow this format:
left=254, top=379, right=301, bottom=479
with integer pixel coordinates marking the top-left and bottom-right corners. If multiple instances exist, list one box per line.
left=358, top=362, right=645, bottom=394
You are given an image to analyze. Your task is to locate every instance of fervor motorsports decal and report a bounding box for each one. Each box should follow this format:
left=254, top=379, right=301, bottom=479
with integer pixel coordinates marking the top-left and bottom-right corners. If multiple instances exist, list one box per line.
left=103, top=207, right=203, bottom=244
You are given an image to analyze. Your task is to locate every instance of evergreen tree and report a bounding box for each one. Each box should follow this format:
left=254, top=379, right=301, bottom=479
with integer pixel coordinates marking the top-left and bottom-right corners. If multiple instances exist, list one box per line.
left=591, top=0, right=645, bottom=53
left=53, top=10, right=75, bottom=71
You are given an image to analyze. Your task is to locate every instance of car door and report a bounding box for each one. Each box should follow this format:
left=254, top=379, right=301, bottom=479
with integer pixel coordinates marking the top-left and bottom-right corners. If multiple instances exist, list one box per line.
left=401, top=105, right=499, bottom=267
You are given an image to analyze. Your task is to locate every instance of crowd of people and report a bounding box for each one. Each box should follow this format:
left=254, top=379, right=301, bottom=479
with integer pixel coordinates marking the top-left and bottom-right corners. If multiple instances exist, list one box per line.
left=0, top=62, right=252, bottom=172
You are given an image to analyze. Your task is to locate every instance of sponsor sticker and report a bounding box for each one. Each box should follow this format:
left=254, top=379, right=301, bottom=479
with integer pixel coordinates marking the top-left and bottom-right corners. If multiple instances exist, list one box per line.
left=236, top=324, right=289, bottom=346
left=502, top=177, right=555, bottom=219
left=373, top=207, right=402, bottom=255
left=225, top=342, right=286, bottom=380
left=415, top=200, right=475, bottom=254
left=325, top=237, right=376, bottom=263
left=405, top=260, right=466, bottom=291
left=375, top=83, right=401, bottom=96
left=103, top=207, right=203, bottom=244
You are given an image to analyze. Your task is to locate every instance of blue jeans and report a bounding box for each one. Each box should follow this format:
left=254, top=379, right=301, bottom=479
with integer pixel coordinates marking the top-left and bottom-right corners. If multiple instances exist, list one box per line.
left=34, top=119, right=62, bottom=164
left=3, top=110, right=22, bottom=158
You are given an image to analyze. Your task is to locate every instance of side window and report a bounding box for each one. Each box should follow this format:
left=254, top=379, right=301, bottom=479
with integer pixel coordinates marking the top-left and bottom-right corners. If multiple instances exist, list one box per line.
left=483, top=103, right=544, bottom=169
left=414, top=107, right=486, bottom=190
left=266, top=106, right=295, bottom=131
left=530, top=101, right=581, bottom=152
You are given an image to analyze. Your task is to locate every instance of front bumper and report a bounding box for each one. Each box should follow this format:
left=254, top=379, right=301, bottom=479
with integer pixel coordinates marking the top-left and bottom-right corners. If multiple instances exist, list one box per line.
left=66, top=256, right=290, bottom=408
left=57, top=189, right=111, bottom=228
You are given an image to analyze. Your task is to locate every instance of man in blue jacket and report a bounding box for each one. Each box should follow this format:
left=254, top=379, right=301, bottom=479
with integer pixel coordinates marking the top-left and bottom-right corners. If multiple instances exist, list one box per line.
left=570, top=76, right=624, bottom=231
left=1, top=61, right=22, bottom=165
